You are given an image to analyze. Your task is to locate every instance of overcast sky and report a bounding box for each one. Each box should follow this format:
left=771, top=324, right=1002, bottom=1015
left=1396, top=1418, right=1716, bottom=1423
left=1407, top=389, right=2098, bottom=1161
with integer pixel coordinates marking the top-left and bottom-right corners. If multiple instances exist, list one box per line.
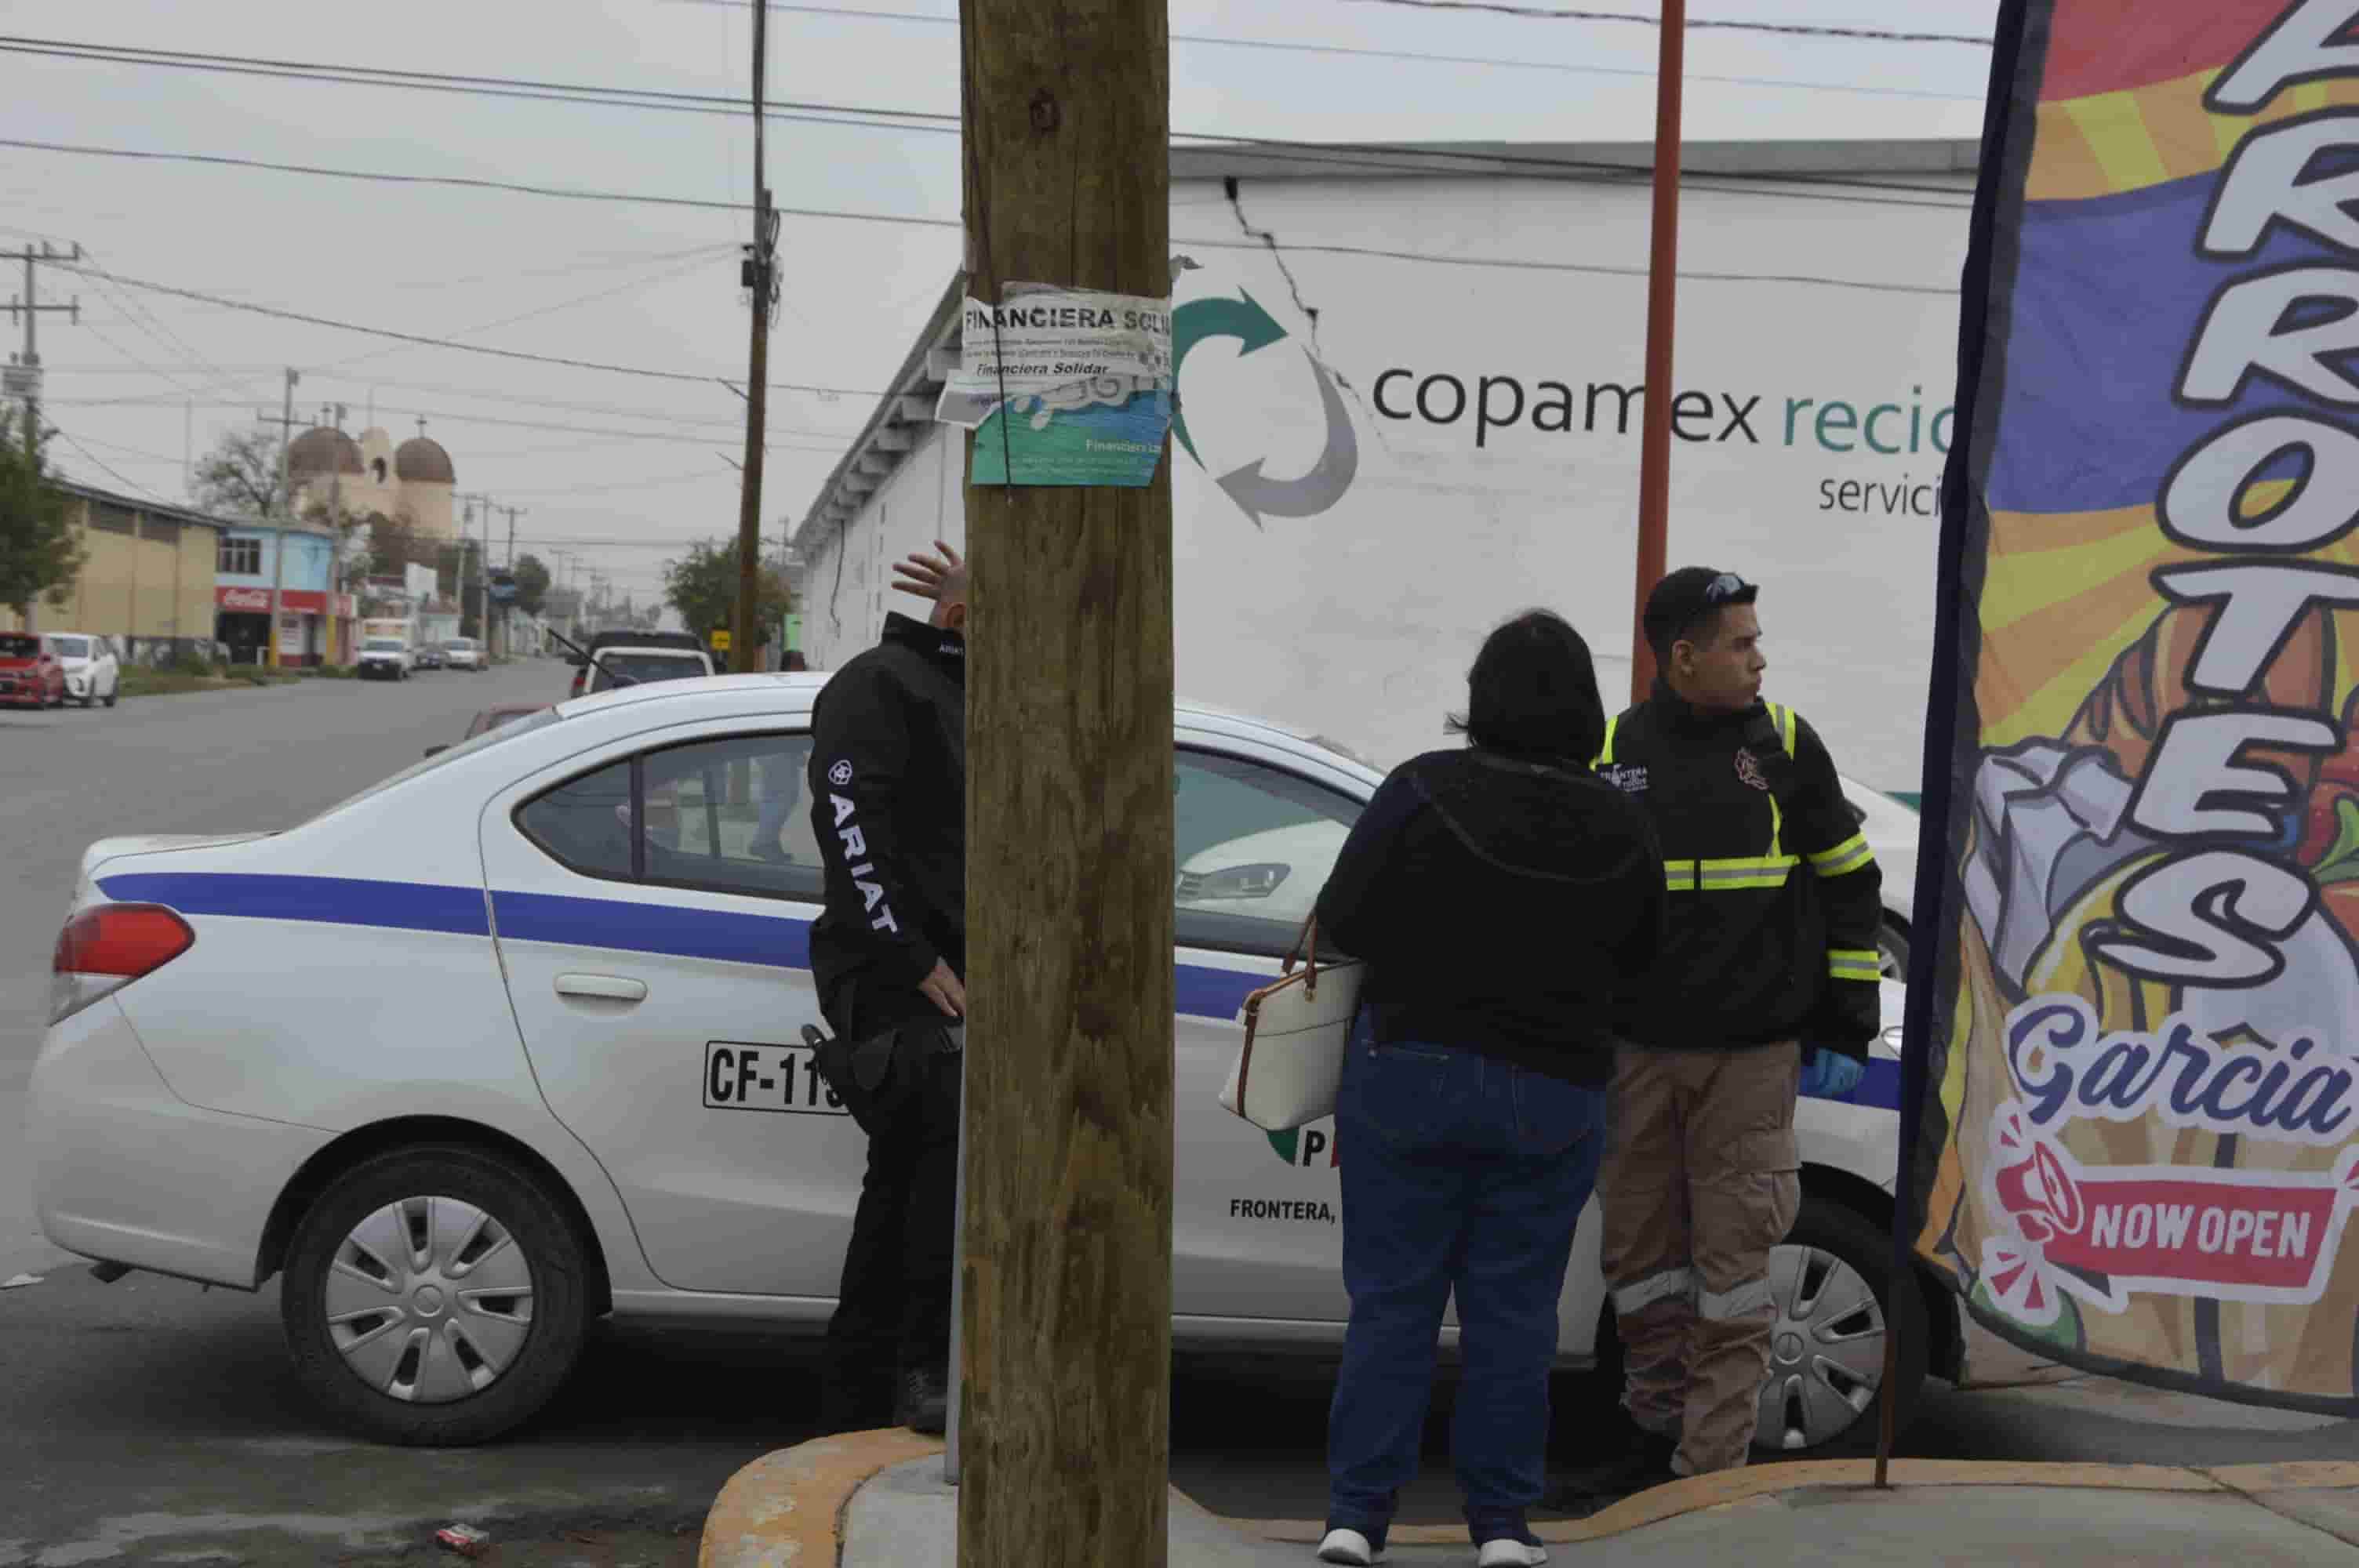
left=2, top=0, right=2000, bottom=609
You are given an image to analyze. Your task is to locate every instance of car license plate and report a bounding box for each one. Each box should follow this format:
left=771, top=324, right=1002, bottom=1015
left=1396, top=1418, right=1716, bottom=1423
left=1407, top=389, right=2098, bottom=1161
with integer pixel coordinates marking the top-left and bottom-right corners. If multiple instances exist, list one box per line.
left=703, top=1040, right=847, bottom=1116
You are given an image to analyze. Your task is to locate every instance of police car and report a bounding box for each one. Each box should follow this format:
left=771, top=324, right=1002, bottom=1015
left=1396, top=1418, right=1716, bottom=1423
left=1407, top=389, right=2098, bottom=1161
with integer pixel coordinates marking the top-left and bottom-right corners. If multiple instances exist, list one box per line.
left=30, top=674, right=1954, bottom=1446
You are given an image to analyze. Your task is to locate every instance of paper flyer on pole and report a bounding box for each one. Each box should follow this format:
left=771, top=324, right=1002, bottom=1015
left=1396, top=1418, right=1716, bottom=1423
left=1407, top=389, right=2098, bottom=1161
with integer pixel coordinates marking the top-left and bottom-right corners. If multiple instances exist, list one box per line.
left=936, top=285, right=1175, bottom=487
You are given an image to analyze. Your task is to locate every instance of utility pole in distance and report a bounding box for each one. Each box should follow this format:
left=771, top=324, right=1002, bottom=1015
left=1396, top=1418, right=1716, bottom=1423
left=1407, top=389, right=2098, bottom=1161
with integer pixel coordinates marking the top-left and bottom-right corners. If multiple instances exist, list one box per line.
left=729, top=0, right=779, bottom=676
left=958, top=3, right=1174, bottom=1565
left=5, top=243, right=79, bottom=634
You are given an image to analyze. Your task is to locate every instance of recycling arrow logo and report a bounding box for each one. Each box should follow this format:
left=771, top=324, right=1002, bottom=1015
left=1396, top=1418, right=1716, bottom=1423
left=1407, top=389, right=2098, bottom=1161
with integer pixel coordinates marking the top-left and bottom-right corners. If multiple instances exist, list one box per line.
left=1172, top=289, right=1358, bottom=525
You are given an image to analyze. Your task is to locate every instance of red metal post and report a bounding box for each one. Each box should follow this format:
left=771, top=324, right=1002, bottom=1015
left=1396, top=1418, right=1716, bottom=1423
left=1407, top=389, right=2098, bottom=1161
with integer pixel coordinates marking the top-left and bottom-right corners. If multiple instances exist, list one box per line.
left=1630, top=0, right=1686, bottom=705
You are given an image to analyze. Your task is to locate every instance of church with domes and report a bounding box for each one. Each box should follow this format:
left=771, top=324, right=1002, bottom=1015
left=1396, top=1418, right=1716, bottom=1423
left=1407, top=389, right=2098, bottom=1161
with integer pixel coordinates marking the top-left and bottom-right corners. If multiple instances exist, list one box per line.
left=288, top=419, right=458, bottom=540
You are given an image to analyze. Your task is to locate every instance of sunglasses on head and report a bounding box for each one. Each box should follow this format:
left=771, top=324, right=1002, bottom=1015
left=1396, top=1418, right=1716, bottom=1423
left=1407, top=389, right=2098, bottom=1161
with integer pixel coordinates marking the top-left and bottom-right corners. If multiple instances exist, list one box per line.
left=1703, top=572, right=1753, bottom=604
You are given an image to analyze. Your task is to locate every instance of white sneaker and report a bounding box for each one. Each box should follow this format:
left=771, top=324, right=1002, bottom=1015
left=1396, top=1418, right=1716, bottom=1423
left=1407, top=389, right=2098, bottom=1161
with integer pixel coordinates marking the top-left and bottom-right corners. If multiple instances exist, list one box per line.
left=1318, top=1526, right=1386, bottom=1565
left=1476, top=1538, right=1548, bottom=1567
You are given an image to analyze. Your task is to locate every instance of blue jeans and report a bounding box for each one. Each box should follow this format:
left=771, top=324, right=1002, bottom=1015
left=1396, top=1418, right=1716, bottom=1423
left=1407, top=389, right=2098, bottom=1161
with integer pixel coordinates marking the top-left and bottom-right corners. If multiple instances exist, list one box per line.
left=1326, top=1033, right=1606, bottom=1545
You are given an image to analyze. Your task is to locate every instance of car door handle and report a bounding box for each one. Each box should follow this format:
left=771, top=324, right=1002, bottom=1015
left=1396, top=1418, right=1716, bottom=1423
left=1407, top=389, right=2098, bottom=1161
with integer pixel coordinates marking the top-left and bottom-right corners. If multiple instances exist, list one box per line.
left=554, top=973, right=648, bottom=1002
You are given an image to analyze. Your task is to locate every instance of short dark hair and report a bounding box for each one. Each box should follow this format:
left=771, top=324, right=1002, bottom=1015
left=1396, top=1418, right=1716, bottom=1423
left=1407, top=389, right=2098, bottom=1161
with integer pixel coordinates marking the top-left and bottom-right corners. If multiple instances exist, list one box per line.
left=1446, top=608, right=1607, bottom=762
left=1642, top=566, right=1759, bottom=666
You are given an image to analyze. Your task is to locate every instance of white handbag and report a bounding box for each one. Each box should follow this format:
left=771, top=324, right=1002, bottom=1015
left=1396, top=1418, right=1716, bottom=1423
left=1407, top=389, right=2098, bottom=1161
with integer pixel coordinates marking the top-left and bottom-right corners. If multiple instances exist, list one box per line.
left=1218, top=916, right=1365, bottom=1132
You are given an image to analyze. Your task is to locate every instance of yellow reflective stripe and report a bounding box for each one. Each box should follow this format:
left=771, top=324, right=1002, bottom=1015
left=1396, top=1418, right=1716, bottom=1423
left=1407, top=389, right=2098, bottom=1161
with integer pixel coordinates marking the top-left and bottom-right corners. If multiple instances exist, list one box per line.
left=1808, top=833, right=1877, bottom=878
left=1678, top=855, right=1801, bottom=892
left=1828, top=947, right=1881, bottom=982
left=1665, top=866, right=1698, bottom=891
left=1594, top=714, right=1620, bottom=768
left=1768, top=789, right=1783, bottom=860
left=1772, top=701, right=1796, bottom=755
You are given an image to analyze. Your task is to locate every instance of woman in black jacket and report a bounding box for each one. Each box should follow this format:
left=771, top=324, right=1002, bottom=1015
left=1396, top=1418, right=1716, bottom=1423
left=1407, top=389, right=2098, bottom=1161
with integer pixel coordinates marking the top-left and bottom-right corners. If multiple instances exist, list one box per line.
left=1311, top=610, right=1664, bottom=1568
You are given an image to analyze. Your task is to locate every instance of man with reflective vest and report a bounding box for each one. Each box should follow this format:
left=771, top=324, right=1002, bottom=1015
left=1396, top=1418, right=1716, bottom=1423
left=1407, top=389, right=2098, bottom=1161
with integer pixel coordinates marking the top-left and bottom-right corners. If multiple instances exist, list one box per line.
left=1574, top=567, right=1882, bottom=1490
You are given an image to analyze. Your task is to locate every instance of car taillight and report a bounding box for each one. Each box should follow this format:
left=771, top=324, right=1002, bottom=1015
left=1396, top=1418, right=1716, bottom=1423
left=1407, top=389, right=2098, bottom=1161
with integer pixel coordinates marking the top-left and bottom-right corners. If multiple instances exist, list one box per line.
left=51, top=903, right=194, bottom=1024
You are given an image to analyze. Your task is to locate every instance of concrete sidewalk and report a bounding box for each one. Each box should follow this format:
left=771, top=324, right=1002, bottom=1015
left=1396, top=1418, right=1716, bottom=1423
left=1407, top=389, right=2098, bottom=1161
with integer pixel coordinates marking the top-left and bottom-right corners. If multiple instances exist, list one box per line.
left=700, top=1434, right=2359, bottom=1566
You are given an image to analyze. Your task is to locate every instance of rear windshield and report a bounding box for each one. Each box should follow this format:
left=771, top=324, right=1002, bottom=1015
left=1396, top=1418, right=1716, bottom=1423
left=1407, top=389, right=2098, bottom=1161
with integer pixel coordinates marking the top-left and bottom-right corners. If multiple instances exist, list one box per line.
left=49, top=636, right=90, bottom=659
left=595, top=652, right=706, bottom=686
left=363, top=639, right=405, bottom=652
left=0, top=633, right=38, bottom=657
left=447, top=639, right=477, bottom=651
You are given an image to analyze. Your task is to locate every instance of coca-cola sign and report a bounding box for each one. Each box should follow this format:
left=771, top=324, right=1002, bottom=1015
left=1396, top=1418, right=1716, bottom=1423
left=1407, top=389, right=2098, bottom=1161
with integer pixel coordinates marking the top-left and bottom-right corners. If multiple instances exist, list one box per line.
left=217, top=586, right=271, bottom=613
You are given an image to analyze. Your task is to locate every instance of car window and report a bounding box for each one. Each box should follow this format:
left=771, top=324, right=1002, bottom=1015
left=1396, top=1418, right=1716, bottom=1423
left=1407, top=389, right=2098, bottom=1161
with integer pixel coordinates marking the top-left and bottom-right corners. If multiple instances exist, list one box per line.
left=0, top=633, right=38, bottom=657
left=512, top=731, right=823, bottom=901
left=50, top=635, right=89, bottom=658
left=642, top=733, right=824, bottom=902
left=516, top=760, right=635, bottom=880
left=594, top=653, right=707, bottom=688
left=1173, top=749, right=1363, bottom=956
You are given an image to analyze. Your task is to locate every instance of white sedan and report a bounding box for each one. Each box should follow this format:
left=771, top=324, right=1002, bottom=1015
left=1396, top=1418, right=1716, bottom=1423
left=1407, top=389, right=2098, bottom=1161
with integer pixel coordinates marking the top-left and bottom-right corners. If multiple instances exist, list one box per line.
left=31, top=674, right=1952, bottom=1446
left=47, top=631, right=120, bottom=709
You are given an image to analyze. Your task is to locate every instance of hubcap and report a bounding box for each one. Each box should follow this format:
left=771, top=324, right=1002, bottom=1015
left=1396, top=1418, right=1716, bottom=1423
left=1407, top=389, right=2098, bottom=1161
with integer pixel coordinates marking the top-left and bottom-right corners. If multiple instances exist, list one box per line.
left=1755, top=1242, right=1885, bottom=1452
left=323, top=1196, right=535, bottom=1404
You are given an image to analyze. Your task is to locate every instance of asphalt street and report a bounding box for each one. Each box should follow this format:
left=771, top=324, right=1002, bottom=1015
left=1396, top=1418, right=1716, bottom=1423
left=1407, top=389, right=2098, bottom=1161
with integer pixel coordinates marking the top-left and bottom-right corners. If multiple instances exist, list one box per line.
left=3, top=665, right=2357, bottom=1566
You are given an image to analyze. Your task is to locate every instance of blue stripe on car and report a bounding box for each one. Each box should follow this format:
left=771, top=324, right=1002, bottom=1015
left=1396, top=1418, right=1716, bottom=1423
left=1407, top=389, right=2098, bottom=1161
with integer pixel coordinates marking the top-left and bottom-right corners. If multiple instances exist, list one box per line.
left=92, top=870, right=1898, bottom=1105
left=96, top=870, right=1261, bottom=1025
left=98, top=872, right=492, bottom=937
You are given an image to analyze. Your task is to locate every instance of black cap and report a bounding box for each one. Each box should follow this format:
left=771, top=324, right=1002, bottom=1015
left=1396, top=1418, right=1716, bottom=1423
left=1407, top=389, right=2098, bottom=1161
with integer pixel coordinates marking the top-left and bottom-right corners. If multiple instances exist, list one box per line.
left=1643, top=567, right=1758, bottom=659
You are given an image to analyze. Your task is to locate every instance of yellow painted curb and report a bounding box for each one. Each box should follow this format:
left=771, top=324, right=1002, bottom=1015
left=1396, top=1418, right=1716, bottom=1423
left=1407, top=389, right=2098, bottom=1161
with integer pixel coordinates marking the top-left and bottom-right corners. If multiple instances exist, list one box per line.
left=700, top=1428, right=946, bottom=1568
left=1233, top=1458, right=2235, bottom=1548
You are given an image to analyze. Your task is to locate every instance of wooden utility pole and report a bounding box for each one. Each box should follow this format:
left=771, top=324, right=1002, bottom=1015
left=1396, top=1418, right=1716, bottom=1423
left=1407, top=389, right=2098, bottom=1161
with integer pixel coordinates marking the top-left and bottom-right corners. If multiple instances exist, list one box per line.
left=958, top=2, right=1175, bottom=1564
left=1629, top=0, right=1687, bottom=703
left=729, top=0, right=777, bottom=676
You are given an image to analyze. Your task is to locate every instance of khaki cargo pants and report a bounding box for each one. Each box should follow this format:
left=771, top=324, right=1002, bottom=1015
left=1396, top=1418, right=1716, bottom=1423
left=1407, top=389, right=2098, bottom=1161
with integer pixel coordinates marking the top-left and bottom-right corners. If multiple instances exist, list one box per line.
left=1600, top=1041, right=1801, bottom=1477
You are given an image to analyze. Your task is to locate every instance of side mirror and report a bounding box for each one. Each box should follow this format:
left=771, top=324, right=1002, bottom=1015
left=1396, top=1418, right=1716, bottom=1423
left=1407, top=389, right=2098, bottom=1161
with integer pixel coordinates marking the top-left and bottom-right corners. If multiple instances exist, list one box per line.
left=423, top=744, right=450, bottom=758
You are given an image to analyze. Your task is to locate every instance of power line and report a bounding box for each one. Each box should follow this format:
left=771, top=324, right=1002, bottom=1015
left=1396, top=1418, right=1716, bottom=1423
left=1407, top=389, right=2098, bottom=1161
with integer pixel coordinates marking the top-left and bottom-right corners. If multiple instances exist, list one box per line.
left=1329, top=0, right=1993, bottom=45
left=53, top=261, right=885, bottom=397
left=2, top=134, right=1968, bottom=276
left=53, top=429, right=173, bottom=501
left=679, top=1, right=1988, bottom=98
left=45, top=391, right=859, bottom=451
left=312, top=246, right=732, bottom=376
left=0, top=36, right=954, bottom=127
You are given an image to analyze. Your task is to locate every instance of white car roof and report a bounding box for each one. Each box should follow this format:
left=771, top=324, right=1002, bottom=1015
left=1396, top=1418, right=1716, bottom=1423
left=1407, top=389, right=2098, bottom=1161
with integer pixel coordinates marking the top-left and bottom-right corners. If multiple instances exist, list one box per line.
left=552, top=673, right=1383, bottom=779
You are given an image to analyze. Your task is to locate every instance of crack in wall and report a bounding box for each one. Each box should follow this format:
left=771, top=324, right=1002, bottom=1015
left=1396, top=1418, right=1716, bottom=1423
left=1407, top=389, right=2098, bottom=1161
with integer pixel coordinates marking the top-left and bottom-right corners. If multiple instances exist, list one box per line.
left=1223, top=178, right=1384, bottom=445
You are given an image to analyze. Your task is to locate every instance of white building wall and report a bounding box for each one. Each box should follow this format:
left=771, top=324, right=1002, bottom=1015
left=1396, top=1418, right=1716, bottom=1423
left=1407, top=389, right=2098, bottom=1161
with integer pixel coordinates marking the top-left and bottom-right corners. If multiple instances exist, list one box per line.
left=810, top=166, right=1968, bottom=788
left=801, top=426, right=962, bottom=671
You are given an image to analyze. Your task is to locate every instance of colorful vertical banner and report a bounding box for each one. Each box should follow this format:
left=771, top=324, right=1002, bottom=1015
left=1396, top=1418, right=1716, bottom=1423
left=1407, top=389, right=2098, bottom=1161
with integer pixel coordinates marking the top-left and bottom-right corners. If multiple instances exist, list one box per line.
left=1912, top=0, right=2359, bottom=1413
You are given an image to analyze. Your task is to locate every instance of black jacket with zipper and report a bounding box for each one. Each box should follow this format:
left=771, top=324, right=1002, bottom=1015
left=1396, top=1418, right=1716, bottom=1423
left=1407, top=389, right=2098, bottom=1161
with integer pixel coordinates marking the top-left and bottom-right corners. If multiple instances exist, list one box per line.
left=806, top=613, right=966, bottom=1023
left=1313, top=747, right=1666, bottom=1087
left=1598, top=681, right=1884, bottom=1058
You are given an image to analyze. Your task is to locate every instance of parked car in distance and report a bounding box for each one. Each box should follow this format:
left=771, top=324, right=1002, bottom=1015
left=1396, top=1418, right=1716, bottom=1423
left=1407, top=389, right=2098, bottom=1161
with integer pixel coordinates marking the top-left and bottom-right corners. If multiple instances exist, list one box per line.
left=0, top=631, right=67, bottom=708
left=444, top=637, right=485, bottom=672
left=356, top=638, right=413, bottom=681
left=584, top=645, right=715, bottom=693
left=565, top=629, right=709, bottom=698
left=45, top=632, right=119, bottom=709
left=415, top=644, right=445, bottom=671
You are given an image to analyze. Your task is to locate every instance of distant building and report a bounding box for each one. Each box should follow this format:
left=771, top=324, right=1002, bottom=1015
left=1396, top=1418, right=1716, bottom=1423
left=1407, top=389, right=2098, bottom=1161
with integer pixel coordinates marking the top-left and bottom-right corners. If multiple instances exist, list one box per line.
left=289, top=419, right=457, bottom=542
left=213, top=517, right=354, bottom=666
left=2, top=481, right=227, bottom=662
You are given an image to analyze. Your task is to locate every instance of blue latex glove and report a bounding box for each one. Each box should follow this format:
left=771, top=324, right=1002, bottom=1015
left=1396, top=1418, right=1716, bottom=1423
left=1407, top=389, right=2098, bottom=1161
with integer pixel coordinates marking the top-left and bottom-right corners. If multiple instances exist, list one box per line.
left=1800, top=1047, right=1866, bottom=1100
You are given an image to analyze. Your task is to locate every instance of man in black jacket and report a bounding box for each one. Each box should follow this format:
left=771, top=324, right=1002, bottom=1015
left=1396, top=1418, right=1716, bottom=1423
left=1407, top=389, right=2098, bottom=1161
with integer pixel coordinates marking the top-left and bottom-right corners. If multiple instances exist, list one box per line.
left=806, top=567, right=969, bottom=1435
left=1582, top=568, right=1883, bottom=1488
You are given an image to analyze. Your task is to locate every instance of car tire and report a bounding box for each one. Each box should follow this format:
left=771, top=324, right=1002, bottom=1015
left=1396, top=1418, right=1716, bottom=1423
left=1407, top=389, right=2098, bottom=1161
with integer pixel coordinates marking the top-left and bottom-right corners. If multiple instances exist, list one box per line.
left=1879, top=920, right=1911, bottom=982
left=1752, top=1193, right=1928, bottom=1459
left=280, top=1144, right=592, bottom=1446
left=104, top=683, right=117, bottom=707
left=81, top=689, right=95, bottom=708
left=1554, top=1192, right=1930, bottom=1464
